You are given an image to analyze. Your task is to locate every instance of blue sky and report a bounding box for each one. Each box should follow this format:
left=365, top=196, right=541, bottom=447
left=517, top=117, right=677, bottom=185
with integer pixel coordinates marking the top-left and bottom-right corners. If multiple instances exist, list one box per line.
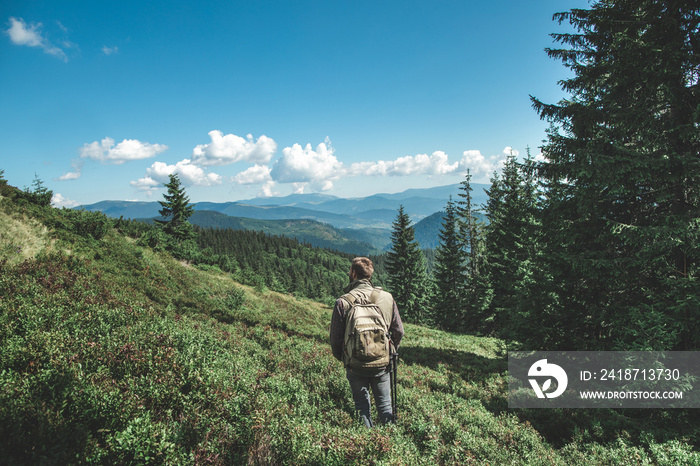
left=1, top=0, right=589, bottom=207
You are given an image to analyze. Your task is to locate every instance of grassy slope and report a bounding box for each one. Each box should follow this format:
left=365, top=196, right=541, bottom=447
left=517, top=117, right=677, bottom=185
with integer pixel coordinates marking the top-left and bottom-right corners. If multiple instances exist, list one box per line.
left=0, top=196, right=697, bottom=465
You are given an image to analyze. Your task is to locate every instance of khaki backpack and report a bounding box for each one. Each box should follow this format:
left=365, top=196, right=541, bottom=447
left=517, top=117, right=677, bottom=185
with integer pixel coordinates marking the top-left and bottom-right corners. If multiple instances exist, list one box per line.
left=342, top=287, right=393, bottom=369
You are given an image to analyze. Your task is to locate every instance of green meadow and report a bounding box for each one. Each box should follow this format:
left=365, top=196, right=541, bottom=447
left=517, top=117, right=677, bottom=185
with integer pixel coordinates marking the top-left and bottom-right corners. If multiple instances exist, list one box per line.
left=1, top=193, right=697, bottom=465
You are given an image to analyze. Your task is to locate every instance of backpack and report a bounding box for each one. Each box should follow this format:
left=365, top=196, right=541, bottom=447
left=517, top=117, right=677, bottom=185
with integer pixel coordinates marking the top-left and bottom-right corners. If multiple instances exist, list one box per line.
left=342, top=288, right=392, bottom=369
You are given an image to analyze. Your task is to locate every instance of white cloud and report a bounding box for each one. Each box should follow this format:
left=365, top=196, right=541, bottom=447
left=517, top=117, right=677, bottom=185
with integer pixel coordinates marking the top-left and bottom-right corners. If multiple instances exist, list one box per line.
left=289, top=180, right=334, bottom=193
left=57, top=158, right=84, bottom=181
left=101, top=45, right=118, bottom=55
left=51, top=193, right=79, bottom=208
left=258, top=181, right=277, bottom=198
left=5, top=17, right=68, bottom=61
left=57, top=171, right=81, bottom=181
left=233, top=164, right=272, bottom=185
left=243, top=141, right=496, bottom=195
left=270, top=139, right=342, bottom=187
left=132, top=159, right=222, bottom=190
left=80, top=137, right=168, bottom=164
left=192, top=131, right=277, bottom=166
left=459, top=150, right=488, bottom=173
left=348, top=151, right=458, bottom=177
left=6, top=17, right=42, bottom=47
left=458, top=148, right=511, bottom=178
left=59, top=137, right=167, bottom=181
left=129, top=176, right=160, bottom=192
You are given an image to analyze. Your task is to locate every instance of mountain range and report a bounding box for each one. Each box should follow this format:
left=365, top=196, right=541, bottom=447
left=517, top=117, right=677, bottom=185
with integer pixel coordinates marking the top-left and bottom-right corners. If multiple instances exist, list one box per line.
left=77, top=183, right=490, bottom=253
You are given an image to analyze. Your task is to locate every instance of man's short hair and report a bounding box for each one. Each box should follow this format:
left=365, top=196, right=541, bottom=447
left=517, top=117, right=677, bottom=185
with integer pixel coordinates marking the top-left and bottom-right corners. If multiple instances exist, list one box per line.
left=351, top=257, right=374, bottom=280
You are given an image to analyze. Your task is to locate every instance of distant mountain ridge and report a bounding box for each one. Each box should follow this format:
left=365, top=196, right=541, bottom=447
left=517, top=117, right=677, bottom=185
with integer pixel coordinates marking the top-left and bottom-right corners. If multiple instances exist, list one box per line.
left=413, top=210, right=487, bottom=250
left=414, top=212, right=446, bottom=250
left=78, top=183, right=489, bottom=224
left=78, top=182, right=490, bottom=253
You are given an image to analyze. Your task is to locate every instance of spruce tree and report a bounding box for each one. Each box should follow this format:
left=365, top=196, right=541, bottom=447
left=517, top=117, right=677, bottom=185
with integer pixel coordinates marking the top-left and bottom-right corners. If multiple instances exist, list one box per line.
left=455, top=170, right=487, bottom=332
left=156, top=173, right=196, bottom=245
left=433, top=197, right=468, bottom=330
left=531, top=1, right=700, bottom=350
left=386, top=205, right=431, bottom=324
left=482, top=151, right=542, bottom=340
left=483, top=157, right=520, bottom=335
left=456, top=169, right=483, bottom=278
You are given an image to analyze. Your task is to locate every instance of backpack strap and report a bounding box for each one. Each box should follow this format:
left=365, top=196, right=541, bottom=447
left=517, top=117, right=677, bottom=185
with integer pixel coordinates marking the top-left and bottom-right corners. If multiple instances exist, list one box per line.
left=341, top=288, right=374, bottom=307
left=340, top=292, right=358, bottom=307
left=342, top=287, right=379, bottom=308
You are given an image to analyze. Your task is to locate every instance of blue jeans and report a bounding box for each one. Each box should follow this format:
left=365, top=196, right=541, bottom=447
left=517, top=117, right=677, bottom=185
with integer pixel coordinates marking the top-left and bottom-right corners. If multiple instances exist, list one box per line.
left=345, top=367, right=394, bottom=428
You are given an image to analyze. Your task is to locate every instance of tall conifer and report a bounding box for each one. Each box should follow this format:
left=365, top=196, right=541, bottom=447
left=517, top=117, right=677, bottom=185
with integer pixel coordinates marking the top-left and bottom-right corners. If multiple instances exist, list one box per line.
left=531, top=0, right=700, bottom=350
left=387, top=205, right=430, bottom=323
left=433, top=197, right=468, bottom=330
left=156, top=173, right=196, bottom=244
left=482, top=151, right=542, bottom=339
left=456, top=170, right=487, bottom=333
left=456, top=170, right=483, bottom=278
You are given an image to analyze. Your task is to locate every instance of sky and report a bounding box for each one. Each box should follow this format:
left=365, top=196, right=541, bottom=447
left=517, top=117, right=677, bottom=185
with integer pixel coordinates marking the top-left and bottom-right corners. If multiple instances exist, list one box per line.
left=0, top=0, right=590, bottom=207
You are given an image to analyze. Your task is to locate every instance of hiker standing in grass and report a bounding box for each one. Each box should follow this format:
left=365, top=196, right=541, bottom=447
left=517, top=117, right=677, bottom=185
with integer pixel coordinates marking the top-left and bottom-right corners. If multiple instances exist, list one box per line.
left=330, top=257, right=404, bottom=428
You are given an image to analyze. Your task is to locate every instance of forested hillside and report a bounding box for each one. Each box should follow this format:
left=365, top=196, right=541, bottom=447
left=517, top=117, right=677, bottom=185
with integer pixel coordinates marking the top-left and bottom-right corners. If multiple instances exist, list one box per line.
left=186, top=211, right=389, bottom=255
left=1, top=177, right=698, bottom=464
left=195, top=225, right=388, bottom=304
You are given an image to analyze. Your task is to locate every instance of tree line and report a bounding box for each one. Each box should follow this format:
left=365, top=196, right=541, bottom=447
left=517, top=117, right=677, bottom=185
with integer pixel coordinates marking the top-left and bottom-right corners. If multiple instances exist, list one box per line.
left=385, top=0, right=699, bottom=352
left=195, top=226, right=389, bottom=303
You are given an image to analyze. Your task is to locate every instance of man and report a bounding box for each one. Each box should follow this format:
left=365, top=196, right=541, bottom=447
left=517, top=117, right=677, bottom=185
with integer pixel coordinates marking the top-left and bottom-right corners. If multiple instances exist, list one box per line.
left=330, top=257, right=404, bottom=428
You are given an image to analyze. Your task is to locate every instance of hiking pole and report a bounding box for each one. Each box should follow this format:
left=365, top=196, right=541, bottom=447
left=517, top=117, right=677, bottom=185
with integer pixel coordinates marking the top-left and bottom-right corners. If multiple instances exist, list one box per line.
left=391, top=350, right=398, bottom=421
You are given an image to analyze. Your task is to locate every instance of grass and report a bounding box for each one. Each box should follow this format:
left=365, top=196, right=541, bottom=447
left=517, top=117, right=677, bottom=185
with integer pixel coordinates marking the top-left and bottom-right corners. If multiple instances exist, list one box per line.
left=0, top=204, right=53, bottom=266
left=0, top=194, right=698, bottom=464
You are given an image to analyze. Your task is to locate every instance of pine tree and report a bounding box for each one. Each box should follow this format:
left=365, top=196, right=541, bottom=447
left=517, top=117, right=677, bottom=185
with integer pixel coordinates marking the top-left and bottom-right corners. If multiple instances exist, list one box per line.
left=433, top=197, right=468, bottom=330
left=386, top=205, right=431, bottom=324
left=455, top=170, right=487, bottom=332
left=531, top=1, right=700, bottom=350
left=483, top=155, right=521, bottom=335
left=456, top=169, right=483, bottom=278
left=482, top=151, right=542, bottom=340
left=156, top=173, right=196, bottom=245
